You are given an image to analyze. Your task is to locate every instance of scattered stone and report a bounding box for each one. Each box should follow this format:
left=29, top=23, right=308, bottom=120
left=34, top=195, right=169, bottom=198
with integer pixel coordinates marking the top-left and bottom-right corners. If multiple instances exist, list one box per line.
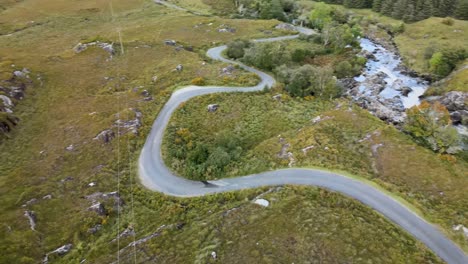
left=112, top=226, right=136, bottom=242
left=42, top=194, right=52, bottom=200
left=312, top=115, right=332, bottom=124
left=114, top=108, right=142, bottom=135
left=93, top=129, right=115, bottom=143
left=221, top=65, right=235, bottom=75
left=211, top=251, right=217, bottom=259
left=164, top=39, right=177, bottom=46
left=99, top=43, right=115, bottom=55
left=88, top=224, right=102, bottom=234
left=0, top=95, right=14, bottom=111
left=217, top=24, right=236, bottom=33
left=60, top=176, right=74, bottom=183
left=116, top=224, right=174, bottom=257
left=207, top=104, right=219, bottom=112
left=453, top=224, right=468, bottom=238
left=73, top=43, right=87, bottom=53
left=277, top=138, right=295, bottom=167
left=65, top=145, right=74, bottom=151
left=22, top=198, right=37, bottom=207
left=176, top=64, right=183, bottom=72
left=85, top=191, right=124, bottom=206
left=176, top=222, right=185, bottom=230
left=43, top=244, right=73, bottom=264
left=88, top=182, right=97, bottom=187
left=302, top=145, right=314, bottom=154
left=73, top=41, right=115, bottom=56
left=272, top=94, right=282, bottom=101
left=24, top=210, right=36, bottom=230
left=88, top=202, right=106, bottom=216
left=254, top=198, right=269, bottom=207
left=275, top=23, right=296, bottom=31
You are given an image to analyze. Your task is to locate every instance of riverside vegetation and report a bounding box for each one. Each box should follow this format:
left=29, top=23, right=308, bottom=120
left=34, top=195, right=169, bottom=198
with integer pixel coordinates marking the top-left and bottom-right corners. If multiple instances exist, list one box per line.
left=0, top=0, right=467, bottom=263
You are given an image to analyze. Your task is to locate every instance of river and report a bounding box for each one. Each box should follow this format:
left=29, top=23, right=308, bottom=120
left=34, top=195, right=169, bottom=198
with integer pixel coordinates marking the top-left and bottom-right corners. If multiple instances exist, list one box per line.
left=355, top=38, right=429, bottom=109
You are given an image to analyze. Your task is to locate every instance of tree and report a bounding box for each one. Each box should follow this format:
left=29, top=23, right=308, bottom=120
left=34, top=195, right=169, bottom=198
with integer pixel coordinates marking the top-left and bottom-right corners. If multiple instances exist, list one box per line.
left=455, top=0, right=468, bottom=20
left=380, top=0, right=394, bottom=16
left=242, top=42, right=291, bottom=71
left=392, top=0, right=408, bottom=20
left=309, top=2, right=333, bottom=30
left=372, top=0, right=383, bottom=12
left=275, top=65, right=341, bottom=99
left=310, top=66, right=341, bottom=99
left=403, top=3, right=416, bottom=22
left=404, top=101, right=459, bottom=153
left=335, top=61, right=354, bottom=78
left=429, top=52, right=451, bottom=77
left=259, top=0, right=285, bottom=20
left=226, top=40, right=250, bottom=59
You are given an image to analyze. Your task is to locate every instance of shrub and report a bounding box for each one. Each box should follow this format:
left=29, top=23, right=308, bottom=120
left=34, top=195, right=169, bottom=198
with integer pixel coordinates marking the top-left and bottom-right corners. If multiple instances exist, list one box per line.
left=404, top=101, right=459, bottom=153
left=335, top=61, right=354, bottom=78
left=191, top=77, right=205, bottom=86
left=226, top=40, right=250, bottom=59
left=441, top=17, right=455, bottom=26
left=243, top=42, right=291, bottom=71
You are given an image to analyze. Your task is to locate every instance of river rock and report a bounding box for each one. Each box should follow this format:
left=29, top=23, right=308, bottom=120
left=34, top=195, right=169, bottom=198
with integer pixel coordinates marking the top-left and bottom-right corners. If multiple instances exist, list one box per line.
left=401, top=86, right=413, bottom=97
left=451, top=110, right=468, bottom=125
left=439, top=91, right=467, bottom=111
left=359, top=50, right=376, bottom=61
left=207, top=104, right=219, bottom=112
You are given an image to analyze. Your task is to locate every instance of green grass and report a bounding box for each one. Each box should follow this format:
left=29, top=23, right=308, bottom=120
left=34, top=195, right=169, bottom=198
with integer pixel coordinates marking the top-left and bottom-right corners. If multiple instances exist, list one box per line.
left=163, top=90, right=468, bottom=251
left=425, top=62, right=468, bottom=95
left=0, top=0, right=464, bottom=262
left=69, top=186, right=442, bottom=263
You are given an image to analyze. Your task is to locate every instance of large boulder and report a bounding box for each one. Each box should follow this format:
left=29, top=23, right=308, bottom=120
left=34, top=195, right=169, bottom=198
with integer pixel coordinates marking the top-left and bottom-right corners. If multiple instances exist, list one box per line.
left=450, top=110, right=468, bottom=125
left=439, top=91, right=467, bottom=111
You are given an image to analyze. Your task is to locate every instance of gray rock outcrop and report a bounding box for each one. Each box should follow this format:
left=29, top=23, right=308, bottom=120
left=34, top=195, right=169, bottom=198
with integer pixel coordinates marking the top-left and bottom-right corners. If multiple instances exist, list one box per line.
left=207, top=104, right=219, bottom=112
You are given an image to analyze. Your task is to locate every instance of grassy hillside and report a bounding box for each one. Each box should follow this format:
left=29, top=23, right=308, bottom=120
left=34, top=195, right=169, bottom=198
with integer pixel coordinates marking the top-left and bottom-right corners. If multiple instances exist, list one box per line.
left=0, top=0, right=465, bottom=263
left=163, top=91, right=468, bottom=251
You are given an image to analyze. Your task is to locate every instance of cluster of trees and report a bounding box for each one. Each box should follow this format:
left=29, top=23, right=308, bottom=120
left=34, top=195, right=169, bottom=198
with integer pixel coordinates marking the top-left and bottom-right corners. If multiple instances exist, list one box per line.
left=166, top=127, right=244, bottom=181
left=234, top=0, right=300, bottom=20
left=275, top=65, right=342, bottom=99
left=322, top=0, right=468, bottom=21
left=226, top=39, right=364, bottom=98
left=404, top=101, right=460, bottom=153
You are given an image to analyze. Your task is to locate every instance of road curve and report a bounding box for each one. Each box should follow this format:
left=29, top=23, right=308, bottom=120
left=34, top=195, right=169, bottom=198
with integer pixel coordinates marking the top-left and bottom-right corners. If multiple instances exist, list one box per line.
left=141, top=3, right=468, bottom=263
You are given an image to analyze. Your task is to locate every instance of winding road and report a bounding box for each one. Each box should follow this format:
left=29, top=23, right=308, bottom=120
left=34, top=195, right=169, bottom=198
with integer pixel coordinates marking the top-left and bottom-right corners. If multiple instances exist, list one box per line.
left=140, top=1, right=468, bottom=263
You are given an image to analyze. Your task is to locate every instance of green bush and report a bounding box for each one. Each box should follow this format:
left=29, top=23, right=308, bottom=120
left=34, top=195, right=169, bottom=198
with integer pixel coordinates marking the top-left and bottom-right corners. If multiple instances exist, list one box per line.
left=226, top=39, right=250, bottom=59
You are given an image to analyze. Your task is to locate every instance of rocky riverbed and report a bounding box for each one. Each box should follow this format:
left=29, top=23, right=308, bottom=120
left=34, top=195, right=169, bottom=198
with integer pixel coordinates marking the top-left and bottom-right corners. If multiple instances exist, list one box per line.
left=347, top=38, right=430, bottom=124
